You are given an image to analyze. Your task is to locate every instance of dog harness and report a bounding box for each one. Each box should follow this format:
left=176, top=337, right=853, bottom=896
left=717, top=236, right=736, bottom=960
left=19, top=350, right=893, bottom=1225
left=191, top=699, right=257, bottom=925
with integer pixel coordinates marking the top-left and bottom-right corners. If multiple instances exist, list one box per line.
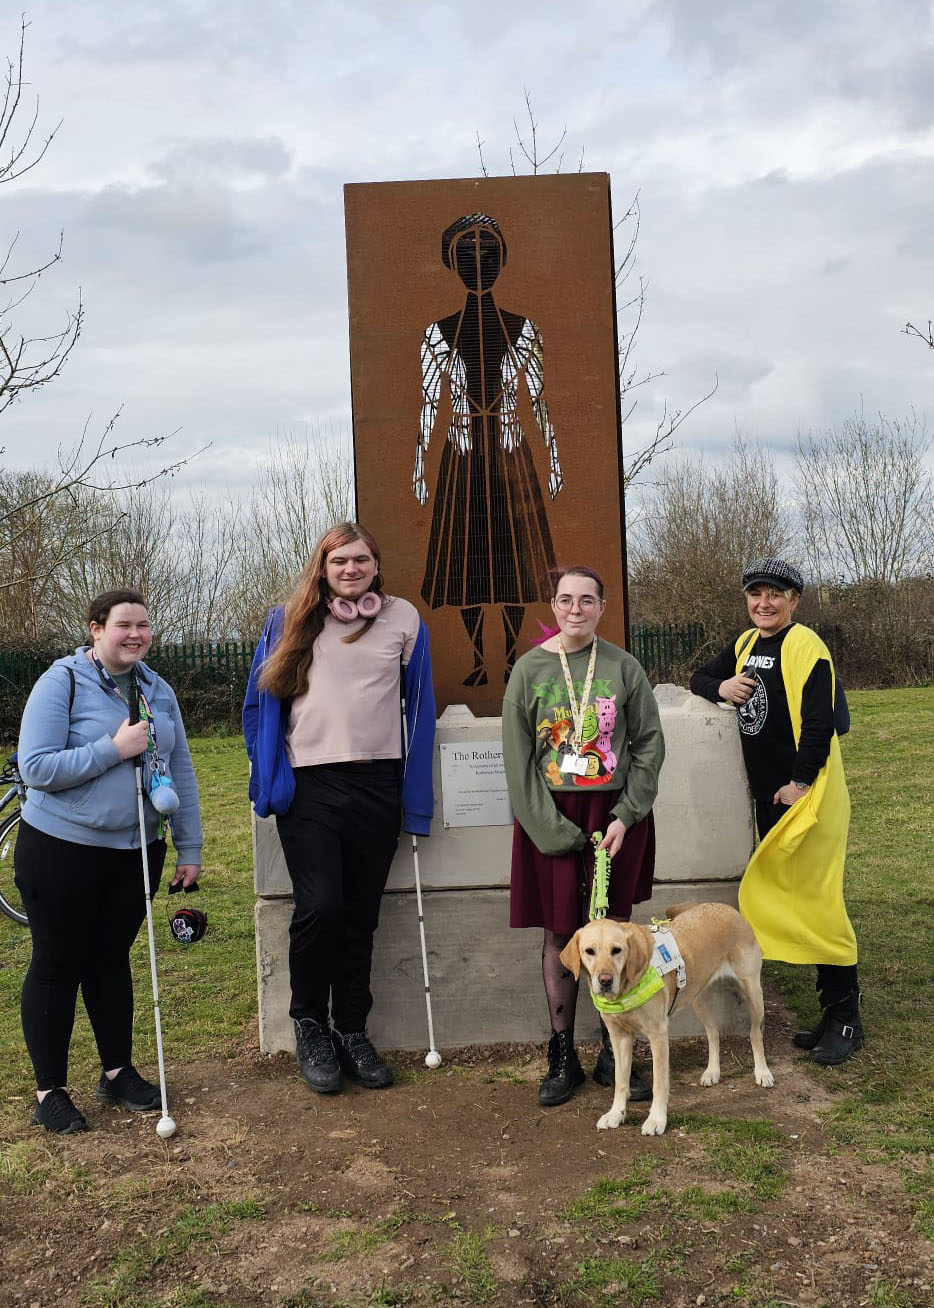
left=590, top=920, right=687, bottom=1016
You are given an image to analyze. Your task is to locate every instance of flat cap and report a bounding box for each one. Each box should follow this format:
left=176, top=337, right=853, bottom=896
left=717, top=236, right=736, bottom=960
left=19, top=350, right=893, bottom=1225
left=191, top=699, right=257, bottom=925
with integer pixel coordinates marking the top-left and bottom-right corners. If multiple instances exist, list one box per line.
left=741, top=557, right=804, bottom=594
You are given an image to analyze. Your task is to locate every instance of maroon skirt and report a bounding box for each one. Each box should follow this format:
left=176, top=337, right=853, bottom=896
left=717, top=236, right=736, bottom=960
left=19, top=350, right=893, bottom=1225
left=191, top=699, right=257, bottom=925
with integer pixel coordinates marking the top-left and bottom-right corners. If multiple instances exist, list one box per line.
left=509, top=790, right=655, bottom=935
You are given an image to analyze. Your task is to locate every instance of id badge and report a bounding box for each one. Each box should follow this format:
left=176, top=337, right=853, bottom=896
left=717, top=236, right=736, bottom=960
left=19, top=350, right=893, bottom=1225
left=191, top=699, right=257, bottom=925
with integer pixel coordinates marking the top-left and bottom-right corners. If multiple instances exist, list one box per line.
left=559, top=751, right=581, bottom=774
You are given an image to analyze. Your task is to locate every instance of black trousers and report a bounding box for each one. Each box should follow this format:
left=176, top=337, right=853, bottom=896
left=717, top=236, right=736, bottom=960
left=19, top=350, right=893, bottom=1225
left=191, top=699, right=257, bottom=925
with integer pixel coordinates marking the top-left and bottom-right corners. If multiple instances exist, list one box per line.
left=275, top=762, right=401, bottom=1032
left=14, top=820, right=166, bottom=1090
left=754, top=796, right=858, bottom=1006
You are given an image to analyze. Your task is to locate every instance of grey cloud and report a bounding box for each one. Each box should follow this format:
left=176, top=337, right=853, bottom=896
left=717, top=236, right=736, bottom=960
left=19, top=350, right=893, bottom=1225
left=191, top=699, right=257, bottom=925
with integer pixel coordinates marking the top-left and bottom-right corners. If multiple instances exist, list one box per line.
left=148, top=138, right=292, bottom=186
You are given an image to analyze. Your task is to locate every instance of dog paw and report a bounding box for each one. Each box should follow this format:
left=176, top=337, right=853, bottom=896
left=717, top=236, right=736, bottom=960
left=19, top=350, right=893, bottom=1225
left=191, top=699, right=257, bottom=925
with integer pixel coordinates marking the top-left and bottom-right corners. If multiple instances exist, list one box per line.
left=641, top=1114, right=667, bottom=1136
left=700, top=1068, right=721, bottom=1087
left=597, top=1110, right=624, bottom=1130
left=755, top=1068, right=775, bottom=1088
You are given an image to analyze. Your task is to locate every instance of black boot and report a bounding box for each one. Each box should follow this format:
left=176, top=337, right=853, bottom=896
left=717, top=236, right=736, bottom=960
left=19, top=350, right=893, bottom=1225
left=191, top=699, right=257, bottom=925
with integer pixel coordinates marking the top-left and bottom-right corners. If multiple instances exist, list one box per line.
left=792, top=1015, right=828, bottom=1049
left=810, top=991, right=864, bottom=1066
left=592, top=1025, right=652, bottom=1100
left=294, top=1018, right=342, bottom=1094
left=333, top=1028, right=394, bottom=1089
left=538, top=1030, right=585, bottom=1107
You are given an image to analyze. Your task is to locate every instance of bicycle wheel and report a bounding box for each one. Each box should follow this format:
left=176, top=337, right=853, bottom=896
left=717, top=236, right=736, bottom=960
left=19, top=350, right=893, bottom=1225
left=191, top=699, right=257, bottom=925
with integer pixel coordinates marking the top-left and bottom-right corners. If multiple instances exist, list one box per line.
left=0, top=810, right=27, bottom=926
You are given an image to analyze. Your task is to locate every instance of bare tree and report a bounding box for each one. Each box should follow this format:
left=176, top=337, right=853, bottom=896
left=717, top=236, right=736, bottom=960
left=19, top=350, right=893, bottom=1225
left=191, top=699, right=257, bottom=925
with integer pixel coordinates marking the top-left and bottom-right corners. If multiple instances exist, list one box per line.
left=629, top=438, right=790, bottom=647
left=476, top=92, right=716, bottom=488
left=904, top=320, right=934, bottom=351
left=795, top=408, right=933, bottom=587
left=225, top=425, right=354, bottom=638
left=1, top=15, right=82, bottom=415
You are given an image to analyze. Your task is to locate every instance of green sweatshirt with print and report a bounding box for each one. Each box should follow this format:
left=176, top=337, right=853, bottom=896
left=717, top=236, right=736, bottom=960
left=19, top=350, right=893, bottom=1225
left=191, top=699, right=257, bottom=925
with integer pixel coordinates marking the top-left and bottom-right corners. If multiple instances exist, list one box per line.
left=502, top=638, right=665, bottom=857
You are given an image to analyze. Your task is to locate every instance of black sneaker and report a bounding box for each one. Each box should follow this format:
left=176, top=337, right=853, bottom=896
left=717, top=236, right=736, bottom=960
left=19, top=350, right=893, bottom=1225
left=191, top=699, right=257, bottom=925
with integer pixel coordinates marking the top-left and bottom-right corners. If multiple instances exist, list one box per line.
left=333, top=1029, right=393, bottom=1089
left=294, top=1019, right=343, bottom=1094
left=96, top=1066, right=161, bottom=1111
left=33, top=1088, right=88, bottom=1135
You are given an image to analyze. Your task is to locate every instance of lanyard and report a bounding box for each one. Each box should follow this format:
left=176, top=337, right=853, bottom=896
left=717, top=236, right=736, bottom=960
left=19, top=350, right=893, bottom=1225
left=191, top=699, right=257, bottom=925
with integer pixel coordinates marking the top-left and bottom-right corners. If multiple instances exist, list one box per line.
left=90, top=654, right=159, bottom=756
left=556, top=637, right=598, bottom=750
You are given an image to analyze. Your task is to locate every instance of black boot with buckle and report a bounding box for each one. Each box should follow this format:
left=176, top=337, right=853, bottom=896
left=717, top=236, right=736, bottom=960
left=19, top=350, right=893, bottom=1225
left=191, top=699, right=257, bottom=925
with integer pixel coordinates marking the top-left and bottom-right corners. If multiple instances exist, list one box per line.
left=592, top=1024, right=652, bottom=1100
left=810, top=989, right=864, bottom=1066
left=538, top=1029, right=585, bottom=1107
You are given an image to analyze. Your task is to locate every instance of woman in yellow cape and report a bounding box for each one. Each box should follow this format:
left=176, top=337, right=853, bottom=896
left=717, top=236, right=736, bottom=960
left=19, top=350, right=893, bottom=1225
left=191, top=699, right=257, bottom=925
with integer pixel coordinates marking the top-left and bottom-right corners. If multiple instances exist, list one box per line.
left=690, top=558, right=862, bottom=1065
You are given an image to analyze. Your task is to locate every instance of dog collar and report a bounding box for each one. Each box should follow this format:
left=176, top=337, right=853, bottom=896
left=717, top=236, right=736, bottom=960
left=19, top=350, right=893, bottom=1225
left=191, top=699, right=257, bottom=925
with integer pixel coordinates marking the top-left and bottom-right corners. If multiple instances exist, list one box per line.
left=591, top=965, right=665, bottom=1014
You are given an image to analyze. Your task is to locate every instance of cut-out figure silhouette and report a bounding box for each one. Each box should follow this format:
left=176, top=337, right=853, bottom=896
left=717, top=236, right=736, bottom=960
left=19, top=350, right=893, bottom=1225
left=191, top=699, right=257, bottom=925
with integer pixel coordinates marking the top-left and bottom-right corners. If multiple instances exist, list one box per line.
left=413, top=213, right=563, bottom=686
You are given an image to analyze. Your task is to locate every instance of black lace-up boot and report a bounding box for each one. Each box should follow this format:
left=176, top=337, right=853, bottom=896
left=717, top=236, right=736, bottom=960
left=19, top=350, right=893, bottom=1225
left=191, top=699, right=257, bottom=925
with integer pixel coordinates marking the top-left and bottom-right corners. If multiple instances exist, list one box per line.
left=294, top=1018, right=342, bottom=1094
left=538, top=1030, right=585, bottom=1107
left=592, top=1025, right=652, bottom=1100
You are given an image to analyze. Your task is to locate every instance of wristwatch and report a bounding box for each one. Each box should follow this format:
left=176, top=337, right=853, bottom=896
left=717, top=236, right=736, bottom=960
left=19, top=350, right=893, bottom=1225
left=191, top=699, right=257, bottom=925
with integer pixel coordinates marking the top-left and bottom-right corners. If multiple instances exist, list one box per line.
left=791, top=780, right=810, bottom=791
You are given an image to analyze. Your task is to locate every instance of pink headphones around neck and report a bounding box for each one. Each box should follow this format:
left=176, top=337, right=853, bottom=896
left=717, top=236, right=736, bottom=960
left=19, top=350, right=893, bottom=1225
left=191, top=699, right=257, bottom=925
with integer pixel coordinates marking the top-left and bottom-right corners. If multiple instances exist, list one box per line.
left=327, top=591, right=383, bottom=622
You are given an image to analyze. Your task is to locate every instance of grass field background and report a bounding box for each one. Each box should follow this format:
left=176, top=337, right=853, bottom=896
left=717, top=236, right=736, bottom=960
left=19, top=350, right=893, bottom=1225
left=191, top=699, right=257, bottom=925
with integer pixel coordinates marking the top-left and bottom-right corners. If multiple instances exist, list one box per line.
left=1, top=688, right=932, bottom=1167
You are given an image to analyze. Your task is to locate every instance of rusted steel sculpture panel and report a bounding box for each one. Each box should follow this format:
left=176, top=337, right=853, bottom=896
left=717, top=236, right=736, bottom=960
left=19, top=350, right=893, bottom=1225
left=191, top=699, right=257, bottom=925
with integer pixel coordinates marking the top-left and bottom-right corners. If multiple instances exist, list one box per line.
left=346, top=174, right=625, bottom=716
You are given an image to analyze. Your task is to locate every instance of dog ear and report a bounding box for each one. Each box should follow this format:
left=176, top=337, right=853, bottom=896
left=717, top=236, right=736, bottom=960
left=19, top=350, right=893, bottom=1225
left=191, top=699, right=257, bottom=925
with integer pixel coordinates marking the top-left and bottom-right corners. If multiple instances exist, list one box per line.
left=618, top=926, right=654, bottom=994
left=559, top=932, right=582, bottom=980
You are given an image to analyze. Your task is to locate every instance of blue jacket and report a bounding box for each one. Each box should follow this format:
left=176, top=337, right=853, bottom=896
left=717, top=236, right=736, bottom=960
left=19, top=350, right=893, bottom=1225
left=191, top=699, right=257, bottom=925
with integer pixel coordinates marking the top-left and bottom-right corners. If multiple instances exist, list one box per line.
left=18, top=649, right=203, bottom=862
left=242, top=607, right=436, bottom=835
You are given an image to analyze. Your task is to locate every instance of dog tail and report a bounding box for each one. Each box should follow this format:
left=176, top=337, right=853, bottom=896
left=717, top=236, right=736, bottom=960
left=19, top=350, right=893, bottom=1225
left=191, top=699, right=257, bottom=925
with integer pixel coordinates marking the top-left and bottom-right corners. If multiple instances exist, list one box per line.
left=665, top=903, right=693, bottom=919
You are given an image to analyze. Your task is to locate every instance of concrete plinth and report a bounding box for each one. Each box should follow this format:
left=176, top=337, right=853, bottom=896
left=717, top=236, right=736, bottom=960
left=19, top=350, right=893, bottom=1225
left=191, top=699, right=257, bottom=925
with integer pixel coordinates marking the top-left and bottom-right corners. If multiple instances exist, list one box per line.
left=253, top=687, right=754, bottom=1055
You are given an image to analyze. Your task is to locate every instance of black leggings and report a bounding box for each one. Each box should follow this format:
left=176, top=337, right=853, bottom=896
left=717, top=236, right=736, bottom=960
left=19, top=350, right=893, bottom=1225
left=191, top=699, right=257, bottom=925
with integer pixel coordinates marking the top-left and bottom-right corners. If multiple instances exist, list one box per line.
left=14, top=820, right=166, bottom=1090
left=276, top=762, right=401, bottom=1033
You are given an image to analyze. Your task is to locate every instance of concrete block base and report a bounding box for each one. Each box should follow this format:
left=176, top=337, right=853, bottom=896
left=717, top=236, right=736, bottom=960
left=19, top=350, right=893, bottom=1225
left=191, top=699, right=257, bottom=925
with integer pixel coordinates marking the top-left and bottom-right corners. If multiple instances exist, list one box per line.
left=256, top=879, right=750, bottom=1057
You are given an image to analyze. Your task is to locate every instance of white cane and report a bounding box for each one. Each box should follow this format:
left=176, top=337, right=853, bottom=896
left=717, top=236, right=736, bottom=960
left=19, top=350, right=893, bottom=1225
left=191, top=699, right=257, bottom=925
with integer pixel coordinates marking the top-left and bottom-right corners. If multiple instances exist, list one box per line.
left=400, top=676, right=441, bottom=1069
left=129, top=672, right=177, bottom=1138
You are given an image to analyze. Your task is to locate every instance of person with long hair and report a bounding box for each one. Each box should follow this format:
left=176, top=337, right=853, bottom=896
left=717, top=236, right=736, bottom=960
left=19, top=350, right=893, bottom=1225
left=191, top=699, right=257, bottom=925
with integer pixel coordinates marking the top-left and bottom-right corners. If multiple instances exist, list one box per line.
left=15, top=589, right=202, bottom=1134
left=243, top=523, right=435, bottom=1094
left=690, top=558, right=862, bottom=1065
left=502, top=565, right=665, bottom=1106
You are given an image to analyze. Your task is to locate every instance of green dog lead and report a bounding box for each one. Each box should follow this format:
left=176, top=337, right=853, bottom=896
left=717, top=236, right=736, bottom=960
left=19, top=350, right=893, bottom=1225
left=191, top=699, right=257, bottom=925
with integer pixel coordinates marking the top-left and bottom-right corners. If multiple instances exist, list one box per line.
left=589, top=831, right=610, bottom=920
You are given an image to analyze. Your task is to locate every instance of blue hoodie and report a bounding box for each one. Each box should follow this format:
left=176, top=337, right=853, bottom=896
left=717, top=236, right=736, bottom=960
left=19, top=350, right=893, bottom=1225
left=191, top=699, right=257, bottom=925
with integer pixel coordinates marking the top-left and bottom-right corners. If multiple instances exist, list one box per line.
left=18, top=649, right=203, bottom=863
left=242, top=607, right=436, bottom=834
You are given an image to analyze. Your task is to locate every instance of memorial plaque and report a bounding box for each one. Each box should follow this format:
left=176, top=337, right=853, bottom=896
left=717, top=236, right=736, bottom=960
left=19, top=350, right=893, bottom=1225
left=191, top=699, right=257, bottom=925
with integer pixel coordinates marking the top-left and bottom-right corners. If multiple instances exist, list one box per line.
left=439, top=740, right=513, bottom=829
left=346, top=174, right=626, bottom=715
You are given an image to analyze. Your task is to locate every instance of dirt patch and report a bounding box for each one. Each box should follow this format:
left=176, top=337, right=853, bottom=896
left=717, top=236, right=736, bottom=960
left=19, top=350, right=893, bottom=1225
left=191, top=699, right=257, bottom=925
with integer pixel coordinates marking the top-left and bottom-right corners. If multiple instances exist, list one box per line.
left=2, top=1000, right=930, bottom=1308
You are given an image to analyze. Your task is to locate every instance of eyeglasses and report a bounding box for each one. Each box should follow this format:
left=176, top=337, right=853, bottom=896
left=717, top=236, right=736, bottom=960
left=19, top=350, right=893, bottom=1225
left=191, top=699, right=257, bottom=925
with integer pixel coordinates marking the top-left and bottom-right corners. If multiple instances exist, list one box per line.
left=554, top=595, right=601, bottom=613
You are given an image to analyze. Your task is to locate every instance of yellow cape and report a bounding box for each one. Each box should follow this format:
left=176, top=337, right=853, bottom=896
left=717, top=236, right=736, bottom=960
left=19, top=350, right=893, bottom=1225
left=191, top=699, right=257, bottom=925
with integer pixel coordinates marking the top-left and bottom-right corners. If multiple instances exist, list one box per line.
left=736, top=624, right=858, bottom=965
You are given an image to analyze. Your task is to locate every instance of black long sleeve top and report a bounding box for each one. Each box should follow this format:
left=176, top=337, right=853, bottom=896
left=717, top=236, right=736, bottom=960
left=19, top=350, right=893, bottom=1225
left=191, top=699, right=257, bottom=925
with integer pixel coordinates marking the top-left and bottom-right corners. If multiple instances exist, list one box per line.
left=690, top=624, right=834, bottom=800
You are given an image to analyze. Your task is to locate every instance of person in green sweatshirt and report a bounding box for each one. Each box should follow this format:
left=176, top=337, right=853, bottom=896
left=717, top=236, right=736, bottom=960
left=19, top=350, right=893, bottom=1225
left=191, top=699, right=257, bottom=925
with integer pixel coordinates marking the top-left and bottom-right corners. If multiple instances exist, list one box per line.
left=503, top=565, right=665, bottom=1106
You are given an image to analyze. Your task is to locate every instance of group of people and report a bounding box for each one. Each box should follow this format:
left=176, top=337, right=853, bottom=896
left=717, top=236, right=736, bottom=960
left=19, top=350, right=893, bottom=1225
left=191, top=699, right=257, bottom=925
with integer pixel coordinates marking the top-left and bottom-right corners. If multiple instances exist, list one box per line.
left=13, top=526, right=862, bottom=1134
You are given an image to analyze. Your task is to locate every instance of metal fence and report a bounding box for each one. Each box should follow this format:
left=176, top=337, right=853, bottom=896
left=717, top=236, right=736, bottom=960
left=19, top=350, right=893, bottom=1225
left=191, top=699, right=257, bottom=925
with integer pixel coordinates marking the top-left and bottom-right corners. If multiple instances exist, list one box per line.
left=630, top=623, right=707, bottom=680
left=1, top=625, right=707, bottom=697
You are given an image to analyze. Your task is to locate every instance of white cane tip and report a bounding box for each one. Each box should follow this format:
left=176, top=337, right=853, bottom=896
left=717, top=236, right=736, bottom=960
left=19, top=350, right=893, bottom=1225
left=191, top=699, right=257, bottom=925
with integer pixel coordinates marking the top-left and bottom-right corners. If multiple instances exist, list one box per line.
left=425, top=1050, right=442, bottom=1069
left=156, top=1116, right=177, bottom=1139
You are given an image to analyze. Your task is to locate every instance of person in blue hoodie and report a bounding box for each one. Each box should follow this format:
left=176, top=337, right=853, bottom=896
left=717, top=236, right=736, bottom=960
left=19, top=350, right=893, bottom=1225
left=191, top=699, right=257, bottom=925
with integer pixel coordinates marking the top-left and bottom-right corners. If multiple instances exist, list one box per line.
left=243, top=522, right=435, bottom=1095
left=15, top=589, right=202, bottom=1135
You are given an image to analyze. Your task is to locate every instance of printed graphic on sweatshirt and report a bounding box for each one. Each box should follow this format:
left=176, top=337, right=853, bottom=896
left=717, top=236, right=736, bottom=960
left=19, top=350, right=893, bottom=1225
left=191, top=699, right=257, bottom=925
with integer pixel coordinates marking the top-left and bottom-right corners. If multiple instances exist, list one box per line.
left=535, top=693, right=618, bottom=787
left=738, top=673, right=768, bottom=736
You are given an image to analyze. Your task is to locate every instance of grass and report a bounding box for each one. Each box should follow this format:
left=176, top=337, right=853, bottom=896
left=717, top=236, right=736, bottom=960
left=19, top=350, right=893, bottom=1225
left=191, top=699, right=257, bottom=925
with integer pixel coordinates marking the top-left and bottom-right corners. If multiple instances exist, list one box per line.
left=560, top=1254, right=662, bottom=1305
left=80, top=1198, right=265, bottom=1306
left=320, top=1213, right=412, bottom=1262
left=1, top=689, right=932, bottom=1300
left=763, top=689, right=934, bottom=1214
left=0, top=736, right=255, bottom=1109
left=444, top=1227, right=499, bottom=1302
left=558, top=1159, right=655, bottom=1228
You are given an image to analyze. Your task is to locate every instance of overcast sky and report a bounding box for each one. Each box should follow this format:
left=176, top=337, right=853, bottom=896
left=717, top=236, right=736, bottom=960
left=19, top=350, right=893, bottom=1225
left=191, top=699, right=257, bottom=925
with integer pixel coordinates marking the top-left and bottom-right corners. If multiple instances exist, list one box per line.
left=4, top=0, right=933, bottom=498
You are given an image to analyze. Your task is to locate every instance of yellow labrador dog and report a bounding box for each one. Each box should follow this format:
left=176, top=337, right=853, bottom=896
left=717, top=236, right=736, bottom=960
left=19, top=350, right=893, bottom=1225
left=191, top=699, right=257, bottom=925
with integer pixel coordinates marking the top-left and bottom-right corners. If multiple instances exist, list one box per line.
left=560, top=903, right=774, bottom=1136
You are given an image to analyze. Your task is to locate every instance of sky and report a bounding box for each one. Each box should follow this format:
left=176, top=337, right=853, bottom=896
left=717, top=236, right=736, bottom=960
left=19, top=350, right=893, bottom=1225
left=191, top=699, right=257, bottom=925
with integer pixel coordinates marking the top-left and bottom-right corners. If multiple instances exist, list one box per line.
left=4, top=0, right=934, bottom=498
